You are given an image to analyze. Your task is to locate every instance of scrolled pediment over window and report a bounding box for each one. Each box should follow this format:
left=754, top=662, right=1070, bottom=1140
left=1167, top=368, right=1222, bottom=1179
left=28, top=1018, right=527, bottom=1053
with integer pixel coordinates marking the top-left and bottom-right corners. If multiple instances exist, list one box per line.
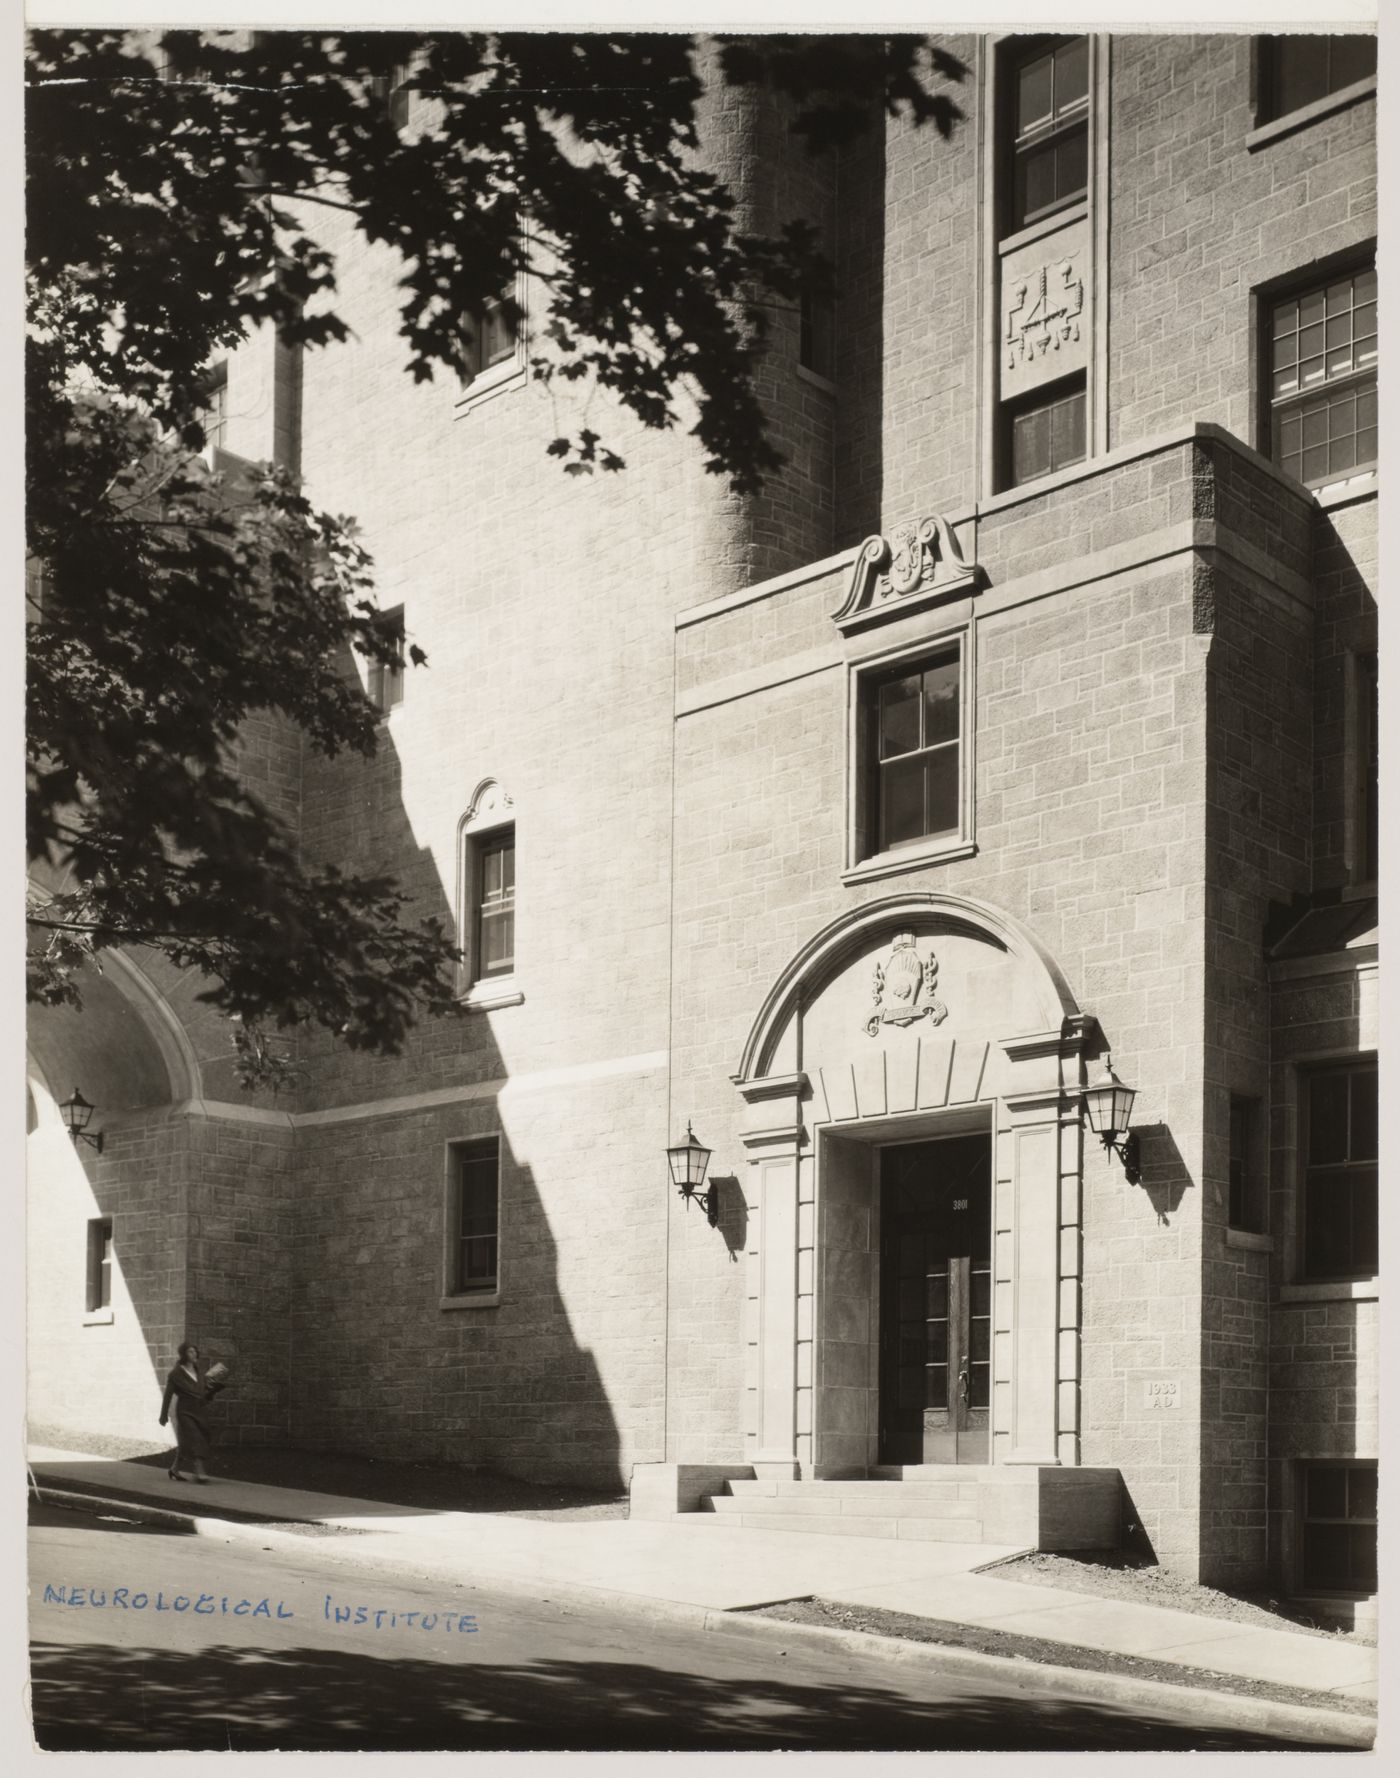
left=832, top=515, right=981, bottom=636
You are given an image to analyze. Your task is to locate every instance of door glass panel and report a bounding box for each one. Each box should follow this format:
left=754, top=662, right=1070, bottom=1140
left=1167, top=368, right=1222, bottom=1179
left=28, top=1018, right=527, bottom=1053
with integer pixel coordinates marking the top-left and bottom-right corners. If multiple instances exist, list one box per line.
left=924, top=1364, right=948, bottom=1409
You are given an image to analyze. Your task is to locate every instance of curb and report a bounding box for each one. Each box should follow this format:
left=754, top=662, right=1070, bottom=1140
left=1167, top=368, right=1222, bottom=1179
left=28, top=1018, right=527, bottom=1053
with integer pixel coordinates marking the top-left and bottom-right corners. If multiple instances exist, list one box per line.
left=33, top=1483, right=1375, bottom=1749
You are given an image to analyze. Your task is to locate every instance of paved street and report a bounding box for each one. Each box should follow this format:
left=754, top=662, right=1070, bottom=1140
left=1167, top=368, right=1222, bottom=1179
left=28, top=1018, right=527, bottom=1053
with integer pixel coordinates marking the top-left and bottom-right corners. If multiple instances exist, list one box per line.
left=27, top=1500, right=1342, bottom=1752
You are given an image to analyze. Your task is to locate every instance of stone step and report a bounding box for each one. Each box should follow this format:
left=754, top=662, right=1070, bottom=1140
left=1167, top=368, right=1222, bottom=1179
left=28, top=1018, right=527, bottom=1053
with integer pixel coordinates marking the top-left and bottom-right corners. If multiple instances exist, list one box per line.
left=715, top=1511, right=988, bottom=1542
left=711, top=1489, right=979, bottom=1521
left=727, top=1478, right=970, bottom=1503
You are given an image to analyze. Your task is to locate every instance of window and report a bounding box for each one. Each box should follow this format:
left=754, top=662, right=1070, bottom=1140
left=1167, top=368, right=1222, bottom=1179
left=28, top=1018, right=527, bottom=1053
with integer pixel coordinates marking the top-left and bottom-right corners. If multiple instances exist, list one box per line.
left=1005, top=376, right=1086, bottom=487
left=1358, top=653, right=1378, bottom=883
left=1228, top=1095, right=1266, bottom=1234
left=85, top=1218, right=112, bottom=1314
left=1299, top=1462, right=1377, bottom=1594
left=475, top=827, right=515, bottom=979
left=457, top=255, right=521, bottom=393
left=1300, top=1061, right=1377, bottom=1281
left=854, top=641, right=970, bottom=863
left=368, top=606, right=405, bottom=714
left=448, top=1140, right=499, bottom=1297
left=1008, top=36, right=1089, bottom=233
left=373, top=60, right=414, bottom=129
left=197, top=361, right=229, bottom=453
left=1267, top=267, right=1376, bottom=487
left=1260, top=35, right=1377, bottom=124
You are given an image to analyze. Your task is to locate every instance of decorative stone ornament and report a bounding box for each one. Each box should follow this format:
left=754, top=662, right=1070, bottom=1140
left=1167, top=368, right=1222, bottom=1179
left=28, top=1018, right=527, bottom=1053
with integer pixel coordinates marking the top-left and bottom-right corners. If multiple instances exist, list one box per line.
left=863, top=932, right=948, bottom=1037
left=832, top=515, right=978, bottom=635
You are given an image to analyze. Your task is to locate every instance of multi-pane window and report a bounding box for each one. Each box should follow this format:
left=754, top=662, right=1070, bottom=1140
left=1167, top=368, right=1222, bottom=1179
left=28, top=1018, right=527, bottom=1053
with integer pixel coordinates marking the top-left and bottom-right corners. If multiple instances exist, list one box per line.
left=1268, top=268, right=1377, bottom=487
left=1009, top=37, right=1089, bottom=232
left=476, top=828, right=515, bottom=979
left=450, top=1140, right=499, bottom=1296
left=197, top=362, right=229, bottom=452
left=1261, top=34, right=1377, bottom=123
left=367, top=607, right=405, bottom=714
left=1008, top=378, right=1086, bottom=487
left=1228, top=1095, right=1266, bottom=1234
left=1300, top=1462, right=1377, bottom=1594
left=86, top=1218, right=112, bottom=1314
left=872, top=649, right=962, bottom=852
left=1301, top=1062, right=1377, bottom=1280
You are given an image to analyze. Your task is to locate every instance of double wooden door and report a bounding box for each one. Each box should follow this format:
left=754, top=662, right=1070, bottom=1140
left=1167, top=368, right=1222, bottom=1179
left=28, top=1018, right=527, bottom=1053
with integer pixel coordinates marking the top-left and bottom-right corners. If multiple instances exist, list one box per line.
left=878, top=1134, right=992, bottom=1465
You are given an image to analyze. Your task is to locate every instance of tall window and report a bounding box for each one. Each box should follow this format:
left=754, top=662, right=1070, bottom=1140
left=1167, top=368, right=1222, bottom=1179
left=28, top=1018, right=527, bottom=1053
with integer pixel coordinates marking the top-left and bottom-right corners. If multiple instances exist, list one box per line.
left=1267, top=267, right=1376, bottom=487
left=1260, top=35, right=1376, bottom=123
left=1008, top=36, right=1089, bottom=232
left=475, top=827, right=515, bottom=979
left=458, top=258, right=520, bottom=390
left=86, top=1218, right=113, bottom=1314
left=368, top=607, right=405, bottom=714
left=1301, top=1061, right=1377, bottom=1280
left=1300, top=1462, right=1377, bottom=1594
left=197, top=362, right=229, bottom=452
left=870, top=648, right=962, bottom=853
left=1228, top=1095, right=1266, bottom=1234
left=449, top=1140, right=499, bottom=1297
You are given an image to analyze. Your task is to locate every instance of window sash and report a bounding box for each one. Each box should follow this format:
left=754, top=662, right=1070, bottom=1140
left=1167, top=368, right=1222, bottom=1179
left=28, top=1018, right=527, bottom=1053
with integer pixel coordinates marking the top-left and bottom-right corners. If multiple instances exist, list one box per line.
left=1009, top=384, right=1086, bottom=486
left=476, top=832, right=515, bottom=978
left=1301, top=1064, right=1378, bottom=1281
left=1264, top=34, right=1377, bottom=122
left=871, top=651, right=963, bottom=853
left=86, top=1219, right=112, bottom=1313
left=367, top=606, right=406, bottom=713
left=453, top=1147, right=499, bottom=1294
left=1300, top=1463, right=1378, bottom=1593
left=1010, top=37, right=1089, bottom=230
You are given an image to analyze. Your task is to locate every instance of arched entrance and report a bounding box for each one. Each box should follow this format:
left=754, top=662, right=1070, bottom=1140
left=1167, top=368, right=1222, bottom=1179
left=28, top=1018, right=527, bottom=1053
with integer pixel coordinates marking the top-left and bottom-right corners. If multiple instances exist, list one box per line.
left=733, top=891, right=1097, bottom=1482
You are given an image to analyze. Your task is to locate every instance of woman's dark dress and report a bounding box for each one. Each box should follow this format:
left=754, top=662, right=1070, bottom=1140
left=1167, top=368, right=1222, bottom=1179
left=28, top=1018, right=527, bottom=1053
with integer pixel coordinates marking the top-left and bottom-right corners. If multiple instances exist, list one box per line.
left=160, top=1364, right=223, bottom=1463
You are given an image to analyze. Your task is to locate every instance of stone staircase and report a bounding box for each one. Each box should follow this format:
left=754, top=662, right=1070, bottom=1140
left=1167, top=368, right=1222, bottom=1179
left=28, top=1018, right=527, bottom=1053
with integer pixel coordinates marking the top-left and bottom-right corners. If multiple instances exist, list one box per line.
left=701, top=1474, right=986, bottom=1542
left=696, top=1464, right=1123, bottom=1550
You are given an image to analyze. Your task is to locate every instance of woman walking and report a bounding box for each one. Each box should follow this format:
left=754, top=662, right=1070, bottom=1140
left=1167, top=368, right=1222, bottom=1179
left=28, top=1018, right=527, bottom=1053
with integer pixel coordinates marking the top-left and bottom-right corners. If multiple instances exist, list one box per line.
left=159, top=1341, right=225, bottom=1483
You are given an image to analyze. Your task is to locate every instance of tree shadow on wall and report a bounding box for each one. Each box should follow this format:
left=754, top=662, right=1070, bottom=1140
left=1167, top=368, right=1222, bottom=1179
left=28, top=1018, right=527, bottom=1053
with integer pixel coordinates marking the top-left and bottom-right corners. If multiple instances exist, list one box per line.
left=28, top=1640, right=1335, bottom=1753
left=27, top=690, right=628, bottom=1497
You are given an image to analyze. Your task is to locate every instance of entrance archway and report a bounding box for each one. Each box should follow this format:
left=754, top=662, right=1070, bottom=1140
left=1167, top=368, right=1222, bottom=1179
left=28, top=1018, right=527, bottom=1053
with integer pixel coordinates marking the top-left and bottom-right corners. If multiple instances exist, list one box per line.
left=733, top=891, right=1096, bottom=1481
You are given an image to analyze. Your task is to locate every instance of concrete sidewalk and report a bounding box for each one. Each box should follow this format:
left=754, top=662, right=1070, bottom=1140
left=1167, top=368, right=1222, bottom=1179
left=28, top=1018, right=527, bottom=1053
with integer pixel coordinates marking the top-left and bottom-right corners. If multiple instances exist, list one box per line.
left=29, top=1446, right=1377, bottom=1709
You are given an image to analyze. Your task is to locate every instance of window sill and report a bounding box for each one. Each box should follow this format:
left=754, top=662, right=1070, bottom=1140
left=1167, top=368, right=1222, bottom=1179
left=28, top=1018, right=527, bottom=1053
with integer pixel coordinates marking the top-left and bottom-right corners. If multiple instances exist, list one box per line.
left=1277, top=1278, right=1378, bottom=1304
left=82, top=1309, right=114, bottom=1327
left=459, top=979, right=524, bottom=1013
left=455, top=356, right=527, bottom=415
left=1225, top=1228, right=1273, bottom=1253
left=796, top=363, right=836, bottom=396
left=842, top=838, right=976, bottom=886
left=998, top=201, right=1088, bottom=259
left=1246, top=77, right=1376, bottom=152
left=1313, top=469, right=1377, bottom=512
left=439, top=1291, right=501, bottom=1312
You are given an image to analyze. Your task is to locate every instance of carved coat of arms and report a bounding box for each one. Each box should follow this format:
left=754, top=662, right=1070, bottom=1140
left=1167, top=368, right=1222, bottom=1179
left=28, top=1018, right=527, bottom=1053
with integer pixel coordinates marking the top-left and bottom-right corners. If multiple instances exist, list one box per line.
left=863, top=932, right=948, bottom=1037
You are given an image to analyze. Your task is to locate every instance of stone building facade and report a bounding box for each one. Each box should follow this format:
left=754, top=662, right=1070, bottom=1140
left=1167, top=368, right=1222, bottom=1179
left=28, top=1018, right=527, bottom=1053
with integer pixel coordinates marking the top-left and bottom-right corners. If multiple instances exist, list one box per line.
left=28, top=32, right=1377, bottom=1614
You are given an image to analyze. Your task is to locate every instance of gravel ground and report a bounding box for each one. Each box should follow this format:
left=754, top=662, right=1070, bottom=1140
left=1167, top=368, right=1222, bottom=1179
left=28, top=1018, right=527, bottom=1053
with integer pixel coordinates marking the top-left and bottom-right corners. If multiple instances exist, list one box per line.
left=757, top=1599, right=1376, bottom=1721
left=28, top=1426, right=628, bottom=1522
left=992, top=1551, right=1376, bottom=1645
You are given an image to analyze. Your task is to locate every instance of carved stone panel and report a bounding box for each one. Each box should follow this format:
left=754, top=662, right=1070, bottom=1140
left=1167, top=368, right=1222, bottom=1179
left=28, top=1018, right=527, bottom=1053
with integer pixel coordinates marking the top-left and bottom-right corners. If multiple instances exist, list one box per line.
left=832, top=516, right=979, bottom=636
left=1000, top=216, right=1090, bottom=402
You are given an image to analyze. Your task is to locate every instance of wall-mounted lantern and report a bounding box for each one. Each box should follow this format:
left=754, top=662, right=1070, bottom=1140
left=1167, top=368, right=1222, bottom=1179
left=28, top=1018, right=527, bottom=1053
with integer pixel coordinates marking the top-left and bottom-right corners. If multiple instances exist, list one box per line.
left=666, top=1122, right=718, bottom=1226
left=1082, top=1056, right=1139, bottom=1184
left=59, top=1087, right=104, bottom=1154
